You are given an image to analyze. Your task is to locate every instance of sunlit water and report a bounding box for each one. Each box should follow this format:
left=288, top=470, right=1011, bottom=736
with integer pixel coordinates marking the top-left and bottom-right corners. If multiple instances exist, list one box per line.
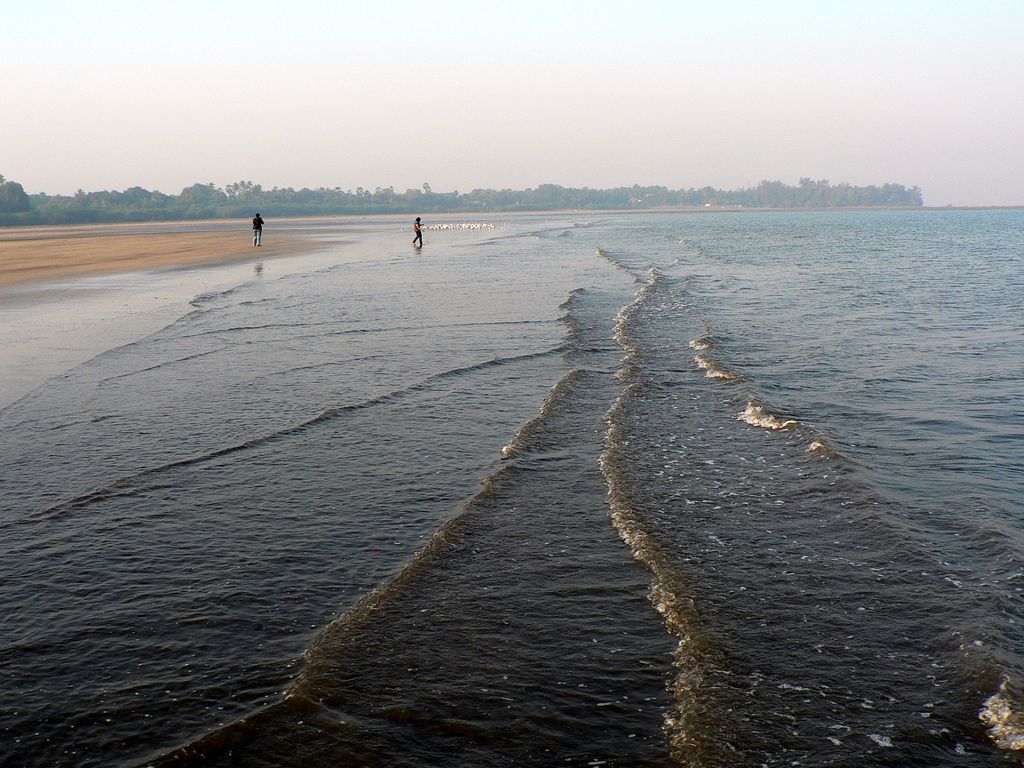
left=0, top=211, right=1020, bottom=766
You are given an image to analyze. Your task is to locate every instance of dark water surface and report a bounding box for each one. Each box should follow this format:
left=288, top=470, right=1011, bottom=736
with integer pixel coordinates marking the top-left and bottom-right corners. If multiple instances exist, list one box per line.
left=1, top=211, right=1021, bottom=766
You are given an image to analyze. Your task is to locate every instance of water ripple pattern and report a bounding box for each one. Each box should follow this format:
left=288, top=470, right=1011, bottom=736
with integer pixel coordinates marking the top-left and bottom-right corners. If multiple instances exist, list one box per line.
left=1, top=211, right=1021, bottom=767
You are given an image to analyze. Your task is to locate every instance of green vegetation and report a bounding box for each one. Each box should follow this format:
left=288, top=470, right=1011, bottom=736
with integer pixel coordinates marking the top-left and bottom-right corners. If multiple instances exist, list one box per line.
left=0, top=176, right=31, bottom=215
left=0, top=176, right=923, bottom=226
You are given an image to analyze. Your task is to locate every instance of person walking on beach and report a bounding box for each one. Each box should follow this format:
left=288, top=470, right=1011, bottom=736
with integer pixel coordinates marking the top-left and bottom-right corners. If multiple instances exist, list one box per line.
left=252, top=212, right=264, bottom=247
left=412, top=216, right=423, bottom=248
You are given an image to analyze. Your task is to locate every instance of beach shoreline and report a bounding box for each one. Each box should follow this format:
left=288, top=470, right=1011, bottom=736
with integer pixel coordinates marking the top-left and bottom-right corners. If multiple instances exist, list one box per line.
left=0, top=214, right=495, bottom=409
left=0, top=218, right=369, bottom=409
left=0, top=213, right=502, bottom=290
left=0, top=224, right=308, bottom=289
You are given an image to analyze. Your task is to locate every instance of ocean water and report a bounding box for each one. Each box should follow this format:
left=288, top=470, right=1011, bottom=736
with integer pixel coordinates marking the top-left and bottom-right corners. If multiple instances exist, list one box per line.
left=0, top=211, right=1021, bottom=766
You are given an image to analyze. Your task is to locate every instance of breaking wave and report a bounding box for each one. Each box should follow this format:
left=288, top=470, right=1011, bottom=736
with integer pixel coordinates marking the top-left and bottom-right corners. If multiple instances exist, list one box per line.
left=599, top=262, right=721, bottom=762
left=600, top=385, right=715, bottom=763
left=688, top=336, right=713, bottom=352
left=980, top=678, right=1024, bottom=751
left=737, top=401, right=799, bottom=430
left=612, top=268, right=664, bottom=374
left=693, top=353, right=740, bottom=381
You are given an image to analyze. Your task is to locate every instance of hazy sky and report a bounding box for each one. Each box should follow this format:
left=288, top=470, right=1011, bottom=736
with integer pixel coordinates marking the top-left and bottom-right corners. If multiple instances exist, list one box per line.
left=4, top=1, right=1022, bottom=205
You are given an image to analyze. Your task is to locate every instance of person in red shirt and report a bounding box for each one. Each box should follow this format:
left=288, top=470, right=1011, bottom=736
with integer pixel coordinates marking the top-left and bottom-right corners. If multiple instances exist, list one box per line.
left=412, top=216, right=423, bottom=247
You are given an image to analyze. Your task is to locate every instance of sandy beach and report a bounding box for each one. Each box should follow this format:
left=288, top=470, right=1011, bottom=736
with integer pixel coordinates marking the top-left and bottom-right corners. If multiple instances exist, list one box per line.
left=0, top=222, right=305, bottom=288
left=0, top=218, right=352, bottom=410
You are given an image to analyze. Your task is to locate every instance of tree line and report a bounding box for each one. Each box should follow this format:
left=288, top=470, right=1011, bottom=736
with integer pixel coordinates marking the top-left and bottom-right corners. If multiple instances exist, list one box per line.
left=0, top=176, right=923, bottom=225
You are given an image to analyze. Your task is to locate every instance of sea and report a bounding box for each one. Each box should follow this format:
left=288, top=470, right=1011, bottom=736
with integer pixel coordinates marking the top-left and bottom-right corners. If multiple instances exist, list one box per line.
left=0, top=210, right=1021, bottom=767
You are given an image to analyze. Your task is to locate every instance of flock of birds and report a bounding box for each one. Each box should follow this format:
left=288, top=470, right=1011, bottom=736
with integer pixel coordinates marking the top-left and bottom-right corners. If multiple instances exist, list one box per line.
left=423, top=222, right=497, bottom=231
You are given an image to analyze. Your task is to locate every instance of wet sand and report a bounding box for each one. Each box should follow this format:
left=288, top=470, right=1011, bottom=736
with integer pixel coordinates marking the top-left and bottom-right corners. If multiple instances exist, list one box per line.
left=0, top=223, right=305, bottom=288
left=0, top=219, right=350, bottom=409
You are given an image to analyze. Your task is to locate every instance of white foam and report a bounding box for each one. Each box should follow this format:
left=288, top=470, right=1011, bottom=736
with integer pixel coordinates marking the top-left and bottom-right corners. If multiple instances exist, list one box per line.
left=980, top=678, right=1024, bottom=751
left=612, top=268, right=663, bottom=364
left=806, top=438, right=834, bottom=455
left=738, top=402, right=798, bottom=430
left=693, top=354, right=740, bottom=381
left=600, top=382, right=709, bottom=763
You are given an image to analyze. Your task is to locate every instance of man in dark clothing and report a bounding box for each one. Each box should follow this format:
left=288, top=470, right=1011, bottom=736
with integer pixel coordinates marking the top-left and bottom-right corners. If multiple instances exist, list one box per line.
left=252, top=213, right=264, bottom=246
left=412, top=216, right=423, bottom=247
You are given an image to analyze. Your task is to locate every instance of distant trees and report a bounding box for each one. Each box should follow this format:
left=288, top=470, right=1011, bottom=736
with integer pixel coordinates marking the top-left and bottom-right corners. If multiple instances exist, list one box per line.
left=177, top=183, right=228, bottom=218
left=225, top=180, right=262, bottom=199
left=0, top=175, right=31, bottom=213
left=669, top=178, right=924, bottom=208
left=0, top=175, right=924, bottom=226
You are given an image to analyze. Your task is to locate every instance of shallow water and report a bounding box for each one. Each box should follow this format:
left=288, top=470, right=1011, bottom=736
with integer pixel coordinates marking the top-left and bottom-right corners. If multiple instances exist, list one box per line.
left=0, top=211, right=1020, bottom=766
left=601, top=210, right=1024, bottom=765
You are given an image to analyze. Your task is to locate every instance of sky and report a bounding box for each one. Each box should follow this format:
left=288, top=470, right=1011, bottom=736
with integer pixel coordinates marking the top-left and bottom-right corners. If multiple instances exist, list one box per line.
left=3, top=1, right=1022, bottom=206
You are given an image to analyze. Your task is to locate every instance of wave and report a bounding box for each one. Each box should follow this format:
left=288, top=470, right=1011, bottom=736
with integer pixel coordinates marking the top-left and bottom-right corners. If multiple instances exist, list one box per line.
left=189, top=284, right=251, bottom=309
left=97, top=348, right=227, bottom=385
left=600, top=383, right=715, bottom=763
left=737, top=402, right=840, bottom=460
left=504, top=285, right=608, bottom=458
left=614, top=363, right=639, bottom=381
left=980, top=678, right=1024, bottom=751
left=558, top=287, right=587, bottom=312
left=557, top=289, right=589, bottom=363
left=677, top=238, right=712, bottom=260
left=805, top=437, right=840, bottom=458
left=596, top=248, right=643, bottom=283
left=140, top=316, right=594, bottom=764
left=175, top=319, right=344, bottom=341
left=14, top=348, right=565, bottom=527
left=177, top=318, right=552, bottom=343
left=601, top=265, right=722, bottom=761
left=501, top=369, right=585, bottom=459
left=685, top=332, right=841, bottom=457
left=238, top=297, right=277, bottom=307
left=687, top=330, right=739, bottom=380
left=737, top=401, right=799, bottom=430
left=0, top=313, right=217, bottom=421
left=292, top=470, right=494, bottom=696
left=143, top=466, right=493, bottom=766
left=612, top=268, right=664, bottom=374
left=692, top=353, right=740, bottom=381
